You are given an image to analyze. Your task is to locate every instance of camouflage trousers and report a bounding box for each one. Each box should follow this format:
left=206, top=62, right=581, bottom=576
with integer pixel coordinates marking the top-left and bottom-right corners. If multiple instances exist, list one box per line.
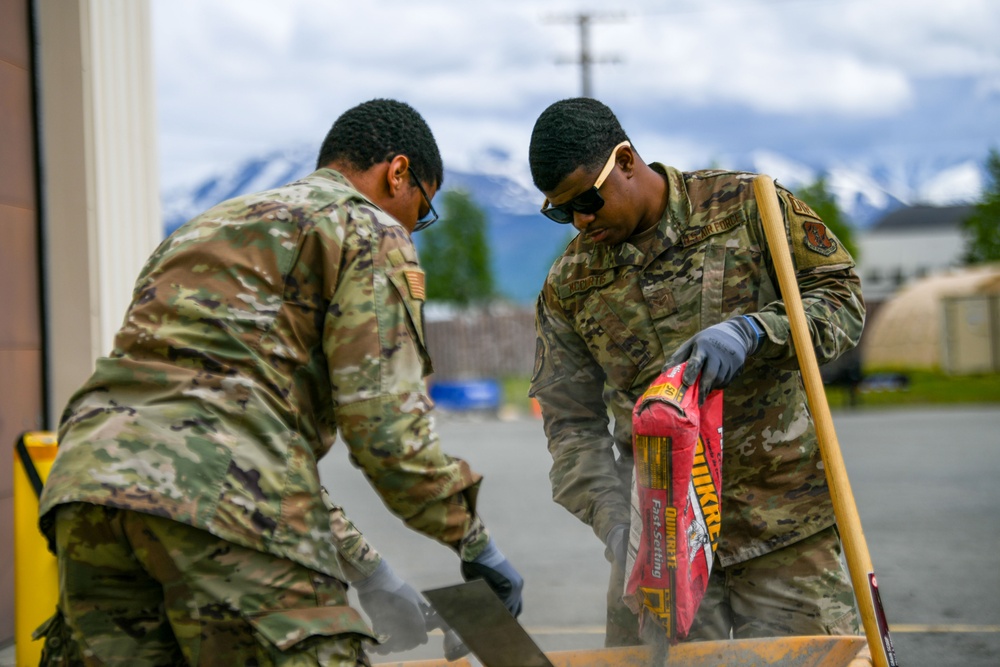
left=606, top=524, right=860, bottom=646
left=36, top=503, right=376, bottom=666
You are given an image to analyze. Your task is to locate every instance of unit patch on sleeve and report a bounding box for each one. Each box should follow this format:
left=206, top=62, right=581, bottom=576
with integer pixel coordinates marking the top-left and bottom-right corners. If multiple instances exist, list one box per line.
left=789, top=195, right=821, bottom=220
left=802, top=221, right=838, bottom=256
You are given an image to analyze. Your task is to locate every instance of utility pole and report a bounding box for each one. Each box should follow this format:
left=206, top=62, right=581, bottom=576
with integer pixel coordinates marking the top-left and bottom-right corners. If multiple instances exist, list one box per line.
left=548, top=12, right=625, bottom=98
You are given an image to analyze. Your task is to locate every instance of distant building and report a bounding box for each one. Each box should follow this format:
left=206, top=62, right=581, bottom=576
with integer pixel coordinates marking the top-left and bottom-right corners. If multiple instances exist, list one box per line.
left=863, top=264, right=1000, bottom=373
left=858, top=204, right=973, bottom=305
left=853, top=204, right=1000, bottom=375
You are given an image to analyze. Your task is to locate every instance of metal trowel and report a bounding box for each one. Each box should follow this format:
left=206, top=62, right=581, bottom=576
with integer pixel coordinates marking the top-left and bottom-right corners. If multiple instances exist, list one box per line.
left=422, top=580, right=555, bottom=667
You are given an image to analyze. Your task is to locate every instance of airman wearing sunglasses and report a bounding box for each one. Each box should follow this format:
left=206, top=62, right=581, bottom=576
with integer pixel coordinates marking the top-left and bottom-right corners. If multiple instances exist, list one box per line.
left=36, top=99, right=523, bottom=666
left=528, top=98, right=865, bottom=647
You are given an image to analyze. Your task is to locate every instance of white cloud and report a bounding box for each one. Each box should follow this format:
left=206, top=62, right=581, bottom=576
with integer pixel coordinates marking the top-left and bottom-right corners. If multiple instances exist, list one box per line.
left=831, top=0, right=1000, bottom=77
left=151, top=0, right=1000, bottom=188
left=922, top=161, right=984, bottom=205
left=608, top=0, right=920, bottom=116
left=749, top=150, right=817, bottom=188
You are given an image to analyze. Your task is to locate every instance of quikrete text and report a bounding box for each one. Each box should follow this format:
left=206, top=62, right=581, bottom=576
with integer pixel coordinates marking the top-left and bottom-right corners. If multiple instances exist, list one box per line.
left=691, top=436, right=721, bottom=547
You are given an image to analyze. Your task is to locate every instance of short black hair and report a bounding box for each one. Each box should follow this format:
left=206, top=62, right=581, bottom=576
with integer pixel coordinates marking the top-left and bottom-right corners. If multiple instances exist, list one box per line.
left=529, top=98, right=629, bottom=192
left=316, top=98, right=444, bottom=187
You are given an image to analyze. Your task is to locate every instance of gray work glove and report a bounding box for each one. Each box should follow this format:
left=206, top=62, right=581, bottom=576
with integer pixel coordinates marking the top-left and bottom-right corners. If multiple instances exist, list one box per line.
left=460, top=538, right=525, bottom=617
left=354, top=559, right=428, bottom=654
left=665, top=315, right=765, bottom=404
left=604, top=523, right=628, bottom=569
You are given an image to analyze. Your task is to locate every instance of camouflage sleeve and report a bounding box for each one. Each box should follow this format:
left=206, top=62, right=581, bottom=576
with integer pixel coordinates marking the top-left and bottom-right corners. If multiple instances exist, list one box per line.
left=323, top=209, right=489, bottom=561
left=529, top=289, right=631, bottom=545
left=321, top=488, right=382, bottom=581
left=752, top=184, right=866, bottom=367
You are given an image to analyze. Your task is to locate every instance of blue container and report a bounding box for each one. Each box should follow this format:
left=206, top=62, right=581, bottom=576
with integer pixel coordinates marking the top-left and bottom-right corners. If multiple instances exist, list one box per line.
left=429, top=379, right=501, bottom=412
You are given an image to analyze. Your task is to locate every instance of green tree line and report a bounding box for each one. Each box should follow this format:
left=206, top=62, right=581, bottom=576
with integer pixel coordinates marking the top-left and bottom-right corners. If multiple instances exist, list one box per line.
left=417, top=189, right=494, bottom=306
left=963, top=148, right=1000, bottom=264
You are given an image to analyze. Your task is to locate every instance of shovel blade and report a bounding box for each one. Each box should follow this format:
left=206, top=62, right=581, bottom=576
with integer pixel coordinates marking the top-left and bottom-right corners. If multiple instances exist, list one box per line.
left=422, top=580, right=554, bottom=667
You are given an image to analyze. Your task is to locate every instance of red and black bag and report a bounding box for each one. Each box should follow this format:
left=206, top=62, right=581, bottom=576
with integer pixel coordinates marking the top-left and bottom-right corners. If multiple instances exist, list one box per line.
left=623, top=362, right=723, bottom=641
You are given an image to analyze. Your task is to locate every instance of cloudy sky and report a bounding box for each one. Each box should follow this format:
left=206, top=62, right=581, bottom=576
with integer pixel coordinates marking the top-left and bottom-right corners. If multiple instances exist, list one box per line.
left=151, top=0, right=1000, bottom=191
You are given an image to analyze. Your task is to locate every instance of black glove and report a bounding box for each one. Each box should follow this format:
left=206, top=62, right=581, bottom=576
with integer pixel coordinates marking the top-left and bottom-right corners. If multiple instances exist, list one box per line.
left=354, top=559, right=428, bottom=654
left=665, top=315, right=765, bottom=404
left=460, top=538, right=525, bottom=617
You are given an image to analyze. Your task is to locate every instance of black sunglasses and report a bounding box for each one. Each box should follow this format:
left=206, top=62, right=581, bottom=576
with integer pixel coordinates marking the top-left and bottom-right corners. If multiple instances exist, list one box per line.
left=410, top=172, right=439, bottom=232
left=540, top=140, right=631, bottom=224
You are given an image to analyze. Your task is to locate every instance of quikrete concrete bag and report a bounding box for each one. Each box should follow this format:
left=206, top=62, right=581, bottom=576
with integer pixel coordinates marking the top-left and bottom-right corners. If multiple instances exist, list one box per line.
left=623, top=362, right=723, bottom=641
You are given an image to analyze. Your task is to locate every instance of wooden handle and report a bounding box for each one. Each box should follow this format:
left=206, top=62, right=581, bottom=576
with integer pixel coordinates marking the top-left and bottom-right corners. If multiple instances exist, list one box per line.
left=753, top=175, right=899, bottom=667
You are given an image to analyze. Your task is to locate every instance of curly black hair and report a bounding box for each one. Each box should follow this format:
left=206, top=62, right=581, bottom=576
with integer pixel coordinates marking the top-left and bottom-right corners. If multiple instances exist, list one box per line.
left=316, top=99, right=444, bottom=187
left=529, top=98, right=630, bottom=192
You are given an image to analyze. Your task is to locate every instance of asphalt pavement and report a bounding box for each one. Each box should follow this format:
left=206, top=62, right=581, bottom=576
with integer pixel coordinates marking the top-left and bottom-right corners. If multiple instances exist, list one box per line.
left=319, top=405, right=1000, bottom=667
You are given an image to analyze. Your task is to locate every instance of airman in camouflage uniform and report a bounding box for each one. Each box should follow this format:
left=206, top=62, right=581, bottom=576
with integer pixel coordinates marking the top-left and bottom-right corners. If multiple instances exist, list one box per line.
left=36, top=99, right=522, bottom=666
left=527, top=98, right=864, bottom=646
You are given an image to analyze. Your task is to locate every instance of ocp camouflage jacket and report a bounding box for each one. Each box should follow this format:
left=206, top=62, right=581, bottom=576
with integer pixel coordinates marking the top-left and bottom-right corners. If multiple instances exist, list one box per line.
left=530, top=166, right=865, bottom=567
left=40, top=169, right=488, bottom=578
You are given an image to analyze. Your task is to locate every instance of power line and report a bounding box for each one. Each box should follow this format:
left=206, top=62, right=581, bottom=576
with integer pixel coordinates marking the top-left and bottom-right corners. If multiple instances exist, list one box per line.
left=547, top=12, right=626, bottom=98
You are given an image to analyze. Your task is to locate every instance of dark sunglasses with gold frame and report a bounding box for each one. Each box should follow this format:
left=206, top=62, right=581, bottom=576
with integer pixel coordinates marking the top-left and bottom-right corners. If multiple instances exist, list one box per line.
left=540, top=140, right=630, bottom=224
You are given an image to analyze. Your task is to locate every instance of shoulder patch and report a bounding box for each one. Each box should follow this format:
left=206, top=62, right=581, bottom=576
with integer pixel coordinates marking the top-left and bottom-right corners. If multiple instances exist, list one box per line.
left=403, top=269, right=426, bottom=300
left=789, top=195, right=820, bottom=220
left=387, top=248, right=406, bottom=267
left=802, top=220, right=838, bottom=256
left=386, top=244, right=419, bottom=268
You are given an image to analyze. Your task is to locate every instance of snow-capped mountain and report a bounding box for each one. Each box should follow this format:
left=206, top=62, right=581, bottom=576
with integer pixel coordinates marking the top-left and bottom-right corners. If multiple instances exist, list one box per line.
left=161, top=146, right=986, bottom=304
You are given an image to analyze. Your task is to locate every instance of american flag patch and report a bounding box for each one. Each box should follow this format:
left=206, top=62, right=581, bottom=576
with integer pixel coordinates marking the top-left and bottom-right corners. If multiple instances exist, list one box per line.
left=404, top=269, right=426, bottom=300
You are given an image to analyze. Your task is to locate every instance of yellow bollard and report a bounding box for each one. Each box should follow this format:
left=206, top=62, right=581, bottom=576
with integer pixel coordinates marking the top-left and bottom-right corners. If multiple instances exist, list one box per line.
left=14, top=431, right=59, bottom=667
